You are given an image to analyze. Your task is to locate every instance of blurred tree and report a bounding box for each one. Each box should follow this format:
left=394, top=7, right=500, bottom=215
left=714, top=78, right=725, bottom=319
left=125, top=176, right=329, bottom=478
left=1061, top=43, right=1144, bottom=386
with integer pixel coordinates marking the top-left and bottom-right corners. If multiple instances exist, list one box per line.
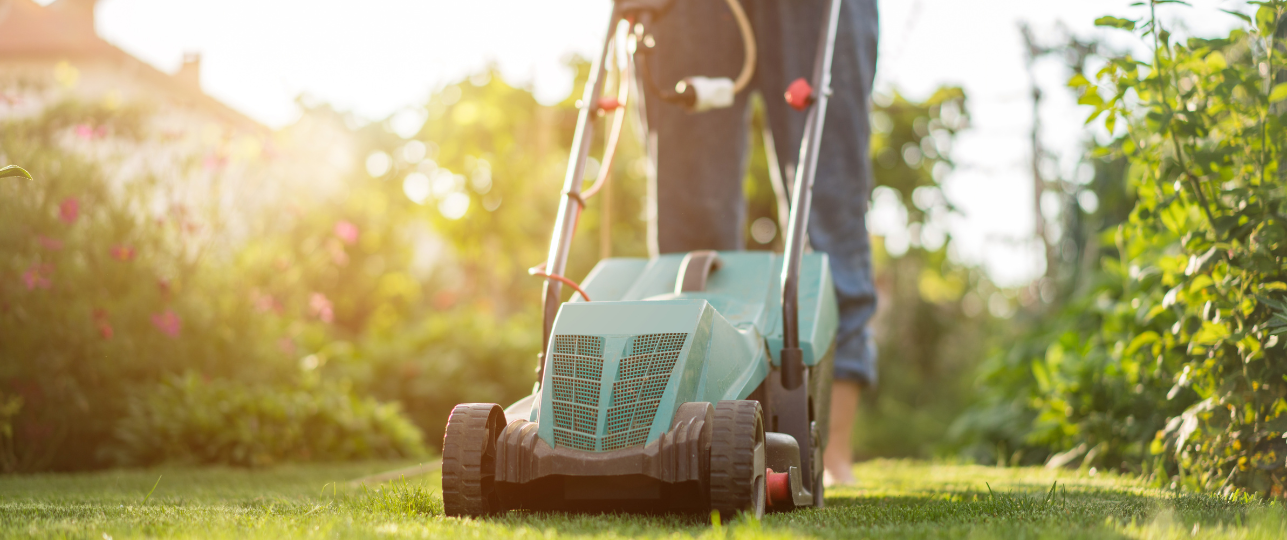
left=847, top=88, right=1009, bottom=459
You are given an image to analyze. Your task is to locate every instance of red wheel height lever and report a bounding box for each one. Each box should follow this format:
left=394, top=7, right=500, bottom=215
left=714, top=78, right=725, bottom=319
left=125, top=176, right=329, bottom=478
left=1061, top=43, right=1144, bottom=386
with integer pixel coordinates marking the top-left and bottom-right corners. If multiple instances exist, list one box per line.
left=784, top=78, right=814, bottom=111
left=766, top=468, right=792, bottom=506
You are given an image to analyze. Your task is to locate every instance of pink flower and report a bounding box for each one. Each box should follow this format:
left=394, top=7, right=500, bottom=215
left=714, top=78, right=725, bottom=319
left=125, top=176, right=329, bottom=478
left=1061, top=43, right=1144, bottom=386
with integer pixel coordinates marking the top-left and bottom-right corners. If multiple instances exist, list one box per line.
left=110, top=245, right=135, bottom=261
left=203, top=153, right=227, bottom=171
left=59, top=197, right=79, bottom=224
left=91, top=310, right=114, bottom=339
left=432, top=290, right=458, bottom=311
left=37, top=236, right=63, bottom=250
left=334, top=221, right=359, bottom=245
left=309, top=292, right=334, bottom=323
left=250, top=289, right=282, bottom=314
left=21, top=264, right=53, bottom=290
left=151, top=310, right=182, bottom=338
left=327, top=239, right=349, bottom=266
left=75, top=124, right=94, bottom=140
left=278, top=338, right=296, bottom=355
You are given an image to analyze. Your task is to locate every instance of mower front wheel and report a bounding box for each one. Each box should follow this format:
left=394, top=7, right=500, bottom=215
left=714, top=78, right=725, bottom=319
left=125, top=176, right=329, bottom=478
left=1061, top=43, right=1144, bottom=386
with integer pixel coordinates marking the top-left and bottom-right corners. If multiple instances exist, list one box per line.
left=442, top=403, right=506, bottom=517
left=709, top=400, right=766, bottom=520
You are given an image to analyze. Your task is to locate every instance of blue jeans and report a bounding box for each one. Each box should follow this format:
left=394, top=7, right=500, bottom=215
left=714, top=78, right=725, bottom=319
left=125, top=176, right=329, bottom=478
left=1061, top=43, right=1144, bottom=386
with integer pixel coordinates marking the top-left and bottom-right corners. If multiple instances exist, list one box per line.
left=644, top=0, right=879, bottom=386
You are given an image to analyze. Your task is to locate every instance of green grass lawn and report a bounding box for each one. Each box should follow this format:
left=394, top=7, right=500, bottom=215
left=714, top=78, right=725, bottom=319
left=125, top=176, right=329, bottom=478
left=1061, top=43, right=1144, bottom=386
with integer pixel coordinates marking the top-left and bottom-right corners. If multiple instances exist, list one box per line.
left=2, top=460, right=1284, bottom=539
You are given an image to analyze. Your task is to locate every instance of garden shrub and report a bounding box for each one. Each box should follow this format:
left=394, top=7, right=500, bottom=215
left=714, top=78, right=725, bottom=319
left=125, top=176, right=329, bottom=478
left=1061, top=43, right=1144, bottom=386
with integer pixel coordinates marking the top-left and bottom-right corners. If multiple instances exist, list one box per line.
left=963, top=1, right=1287, bottom=496
left=0, top=68, right=620, bottom=471
left=111, top=373, right=426, bottom=466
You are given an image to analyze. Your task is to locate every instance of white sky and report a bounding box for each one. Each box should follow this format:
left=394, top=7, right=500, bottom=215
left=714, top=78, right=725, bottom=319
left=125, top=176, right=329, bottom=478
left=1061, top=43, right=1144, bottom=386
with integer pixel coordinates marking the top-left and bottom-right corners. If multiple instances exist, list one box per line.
left=80, top=0, right=1248, bottom=286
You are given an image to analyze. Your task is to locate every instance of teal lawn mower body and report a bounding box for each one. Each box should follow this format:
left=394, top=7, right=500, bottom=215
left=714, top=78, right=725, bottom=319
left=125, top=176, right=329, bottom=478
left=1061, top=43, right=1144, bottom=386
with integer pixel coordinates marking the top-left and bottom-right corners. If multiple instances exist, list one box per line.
left=441, top=0, right=848, bottom=519
left=529, top=252, right=837, bottom=453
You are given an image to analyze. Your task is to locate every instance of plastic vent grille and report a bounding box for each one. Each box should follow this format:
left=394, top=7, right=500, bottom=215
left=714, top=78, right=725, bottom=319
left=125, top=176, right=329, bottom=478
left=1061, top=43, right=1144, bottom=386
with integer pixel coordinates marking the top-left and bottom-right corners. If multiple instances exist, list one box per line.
left=602, top=333, right=688, bottom=451
left=549, top=335, right=605, bottom=451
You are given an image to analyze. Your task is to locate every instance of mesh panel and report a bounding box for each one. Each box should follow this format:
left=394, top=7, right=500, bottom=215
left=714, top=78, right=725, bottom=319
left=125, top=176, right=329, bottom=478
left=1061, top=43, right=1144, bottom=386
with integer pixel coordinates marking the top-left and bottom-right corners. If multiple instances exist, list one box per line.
left=647, top=352, right=682, bottom=376
left=600, top=333, right=688, bottom=451
left=548, top=332, right=688, bottom=452
left=551, top=377, right=574, bottom=402
left=549, top=335, right=605, bottom=451
left=554, top=429, right=596, bottom=451
left=641, top=377, right=669, bottom=402
left=618, top=356, right=650, bottom=380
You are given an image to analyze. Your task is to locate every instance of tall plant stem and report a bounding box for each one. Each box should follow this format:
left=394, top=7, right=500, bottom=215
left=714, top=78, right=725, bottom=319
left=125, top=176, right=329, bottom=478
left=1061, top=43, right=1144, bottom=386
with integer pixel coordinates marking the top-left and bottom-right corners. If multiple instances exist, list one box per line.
left=1150, top=1, right=1222, bottom=232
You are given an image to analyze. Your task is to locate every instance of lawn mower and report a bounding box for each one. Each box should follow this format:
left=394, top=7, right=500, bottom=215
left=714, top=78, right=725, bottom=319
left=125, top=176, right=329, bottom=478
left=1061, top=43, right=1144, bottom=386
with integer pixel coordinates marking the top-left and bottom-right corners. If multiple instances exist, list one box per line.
left=442, top=0, right=845, bottom=519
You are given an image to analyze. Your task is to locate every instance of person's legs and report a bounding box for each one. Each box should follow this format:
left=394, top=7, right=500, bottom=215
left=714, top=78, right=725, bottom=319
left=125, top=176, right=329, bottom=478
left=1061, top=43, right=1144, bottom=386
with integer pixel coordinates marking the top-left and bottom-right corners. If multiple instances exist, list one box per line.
left=645, top=0, right=753, bottom=254
left=752, top=0, right=880, bottom=484
left=648, top=0, right=880, bottom=484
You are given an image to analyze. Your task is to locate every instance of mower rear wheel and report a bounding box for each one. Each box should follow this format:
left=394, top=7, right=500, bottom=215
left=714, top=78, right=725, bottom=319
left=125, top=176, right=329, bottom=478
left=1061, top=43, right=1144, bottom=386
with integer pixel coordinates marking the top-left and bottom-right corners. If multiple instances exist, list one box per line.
left=709, top=400, right=766, bottom=520
left=442, top=403, right=506, bottom=517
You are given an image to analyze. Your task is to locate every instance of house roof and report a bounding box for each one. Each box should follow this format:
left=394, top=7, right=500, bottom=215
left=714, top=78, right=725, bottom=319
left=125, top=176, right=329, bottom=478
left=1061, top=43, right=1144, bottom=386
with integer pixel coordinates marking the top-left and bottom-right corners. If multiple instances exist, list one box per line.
left=0, top=0, right=266, bottom=133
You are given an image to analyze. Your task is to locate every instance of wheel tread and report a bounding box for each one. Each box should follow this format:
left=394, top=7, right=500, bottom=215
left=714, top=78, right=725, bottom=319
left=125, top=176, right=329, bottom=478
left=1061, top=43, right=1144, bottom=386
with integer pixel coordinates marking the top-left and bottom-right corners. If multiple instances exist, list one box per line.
left=709, top=400, right=763, bottom=518
left=442, top=403, right=503, bottom=516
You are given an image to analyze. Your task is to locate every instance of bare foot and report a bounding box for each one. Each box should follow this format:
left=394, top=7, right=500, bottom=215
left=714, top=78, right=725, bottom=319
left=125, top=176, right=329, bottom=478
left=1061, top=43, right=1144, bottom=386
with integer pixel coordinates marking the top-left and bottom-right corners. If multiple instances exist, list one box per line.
left=823, top=380, right=861, bottom=486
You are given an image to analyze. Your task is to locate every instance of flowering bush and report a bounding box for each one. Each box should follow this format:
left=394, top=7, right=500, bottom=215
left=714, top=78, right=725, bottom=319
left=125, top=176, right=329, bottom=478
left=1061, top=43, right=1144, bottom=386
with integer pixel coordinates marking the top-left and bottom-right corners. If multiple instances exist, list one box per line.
left=0, top=68, right=611, bottom=471
left=0, top=101, right=438, bottom=470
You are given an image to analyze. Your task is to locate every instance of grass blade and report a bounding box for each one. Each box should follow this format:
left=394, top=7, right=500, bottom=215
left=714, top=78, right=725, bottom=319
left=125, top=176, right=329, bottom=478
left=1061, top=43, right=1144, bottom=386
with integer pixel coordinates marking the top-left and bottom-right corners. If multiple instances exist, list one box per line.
left=142, top=475, right=163, bottom=504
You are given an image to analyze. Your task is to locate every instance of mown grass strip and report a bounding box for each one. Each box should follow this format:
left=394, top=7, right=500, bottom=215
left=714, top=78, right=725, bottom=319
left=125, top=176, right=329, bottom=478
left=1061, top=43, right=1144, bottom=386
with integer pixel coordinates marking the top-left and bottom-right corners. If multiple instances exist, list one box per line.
left=1, top=460, right=1283, bottom=539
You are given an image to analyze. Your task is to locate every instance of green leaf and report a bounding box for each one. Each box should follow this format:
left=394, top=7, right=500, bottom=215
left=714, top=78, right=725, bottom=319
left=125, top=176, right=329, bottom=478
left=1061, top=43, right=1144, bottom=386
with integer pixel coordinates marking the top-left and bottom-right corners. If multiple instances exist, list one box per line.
left=0, top=165, right=32, bottom=180
left=1265, top=414, right=1287, bottom=433
left=1193, top=321, right=1230, bottom=345
left=1095, top=16, right=1137, bottom=30
left=1032, top=361, right=1051, bottom=392
left=1126, top=331, right=1160, bottom=356
left=1219, top=8, right=1253, bottom=25
left=1269, top=83, right=1287, bottom=103
left=1078, top=91, right=1104, bottom=107
left=1255, top=293, right=1287, bottom=313
left=1189, top=274, right=1214, bottom=294
left=1205, top=51, right=1227, bottom=71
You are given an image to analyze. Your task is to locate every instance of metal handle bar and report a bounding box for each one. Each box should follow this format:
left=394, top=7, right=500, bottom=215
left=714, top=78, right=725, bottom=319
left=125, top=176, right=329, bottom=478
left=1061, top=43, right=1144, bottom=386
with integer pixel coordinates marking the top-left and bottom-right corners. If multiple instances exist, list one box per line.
left=537, top=9, right=621, bottom=380
left=779, top=0, right=844, bottom=390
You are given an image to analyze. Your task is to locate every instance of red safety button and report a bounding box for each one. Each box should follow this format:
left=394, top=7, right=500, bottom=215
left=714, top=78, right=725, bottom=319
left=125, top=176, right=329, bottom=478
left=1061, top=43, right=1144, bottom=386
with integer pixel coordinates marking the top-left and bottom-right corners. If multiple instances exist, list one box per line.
left=784, top=78, right=814, bottom=111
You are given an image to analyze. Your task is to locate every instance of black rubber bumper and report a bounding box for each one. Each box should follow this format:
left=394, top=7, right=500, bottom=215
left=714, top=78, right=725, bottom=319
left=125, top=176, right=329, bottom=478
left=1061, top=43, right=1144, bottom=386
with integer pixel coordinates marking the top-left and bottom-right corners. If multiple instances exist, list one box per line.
left=493, top=403, right=713, bottom=511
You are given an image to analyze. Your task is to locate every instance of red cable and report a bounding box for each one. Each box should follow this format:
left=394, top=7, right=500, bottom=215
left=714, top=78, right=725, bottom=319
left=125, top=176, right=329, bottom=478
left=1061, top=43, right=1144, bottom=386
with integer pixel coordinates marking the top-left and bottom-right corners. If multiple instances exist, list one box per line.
left=529, top=264, right=592, bottom=302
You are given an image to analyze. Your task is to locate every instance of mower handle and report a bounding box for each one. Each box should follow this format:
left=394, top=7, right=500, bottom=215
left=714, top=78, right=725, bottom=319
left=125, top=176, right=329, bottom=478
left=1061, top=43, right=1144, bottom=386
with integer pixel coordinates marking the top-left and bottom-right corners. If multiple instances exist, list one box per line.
left=779, top=0, right=844, bottom=390
left=537, top=8, right=621, bottom=379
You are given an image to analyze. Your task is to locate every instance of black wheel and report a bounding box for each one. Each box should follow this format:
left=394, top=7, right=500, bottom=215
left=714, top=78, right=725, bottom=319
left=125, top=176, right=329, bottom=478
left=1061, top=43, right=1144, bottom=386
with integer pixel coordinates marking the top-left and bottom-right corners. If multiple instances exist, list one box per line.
left=442, top=403, right=506, bottom=517
left=710, top=400, right=766, bottom=520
